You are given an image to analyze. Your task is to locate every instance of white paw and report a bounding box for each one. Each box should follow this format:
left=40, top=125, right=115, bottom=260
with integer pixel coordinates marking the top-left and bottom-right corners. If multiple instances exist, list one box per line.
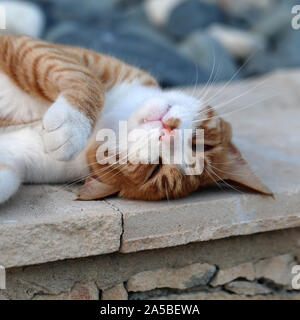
left=0, top=167, right=21, bottom=204
left=42, top=96, right=92, bottom=161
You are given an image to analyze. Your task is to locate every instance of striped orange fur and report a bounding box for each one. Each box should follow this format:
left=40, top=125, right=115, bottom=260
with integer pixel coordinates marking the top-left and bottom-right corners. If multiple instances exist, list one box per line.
left=0, top=34, right=157, bottom=127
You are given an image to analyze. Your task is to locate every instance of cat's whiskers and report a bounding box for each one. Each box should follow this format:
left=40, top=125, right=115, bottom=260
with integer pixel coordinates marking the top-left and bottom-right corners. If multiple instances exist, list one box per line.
left=193, top=93, right=275, bottom=124
left=193, top=87, right=271, bottom=126
left=201, top=53, right=222, bottom=102
left=190, top=60, right=200, bottom=102
left=169, top=58, right=259, bottom=121
left=193, top=81, right=274, bottom=125
left=204, top=77, right=269, bottom=113
left=197, top=43, right=217, bottom=101
left=203, top=76, right=268, bottom=113
left=205, top=165, right=243, bottom=194
left=79, top=129, right=160, bottom=184
left=53, top=145, right=123, bottom=192
left=178, top=50, right=264, bottom=122
left=203, top=51, right=259, bottom=106
left=94, top=130, right=160, bottom=180
left=204, top=167, right=224, bottom=191
left=206, top=162, right=244, bottom=177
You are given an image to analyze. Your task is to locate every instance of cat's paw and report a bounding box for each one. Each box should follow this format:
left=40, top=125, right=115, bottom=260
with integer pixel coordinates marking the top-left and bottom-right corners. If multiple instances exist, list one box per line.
left=0, top=166, right=21, bottom=204
left=42, top=97, right=91, bottom=161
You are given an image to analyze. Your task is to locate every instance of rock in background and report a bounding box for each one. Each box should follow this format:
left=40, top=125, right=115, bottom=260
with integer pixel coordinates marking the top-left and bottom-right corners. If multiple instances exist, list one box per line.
left=0, top=1, right=45, bottom=37
left=166, top=0, right=227, bottom=40
left=179, top=31, right=239, bottom=81
left=2, top=0, right=300, bottom=86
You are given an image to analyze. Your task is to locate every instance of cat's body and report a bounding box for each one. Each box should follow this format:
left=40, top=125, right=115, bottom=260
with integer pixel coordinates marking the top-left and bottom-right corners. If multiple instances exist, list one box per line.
left=0, top=76, right=159, bottom=185
left=0, top=34, right=271, bottom=204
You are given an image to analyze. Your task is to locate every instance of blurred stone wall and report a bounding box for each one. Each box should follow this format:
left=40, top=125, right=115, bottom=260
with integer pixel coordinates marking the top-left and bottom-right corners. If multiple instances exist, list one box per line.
left=2, top=0, right=300, bottom=87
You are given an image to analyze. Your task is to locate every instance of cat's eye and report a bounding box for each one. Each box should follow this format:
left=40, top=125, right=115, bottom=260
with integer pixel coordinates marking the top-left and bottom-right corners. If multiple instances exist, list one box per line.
left=192, top=144, right=215, bottom=152
left=204, top=144, right=214, bottom=151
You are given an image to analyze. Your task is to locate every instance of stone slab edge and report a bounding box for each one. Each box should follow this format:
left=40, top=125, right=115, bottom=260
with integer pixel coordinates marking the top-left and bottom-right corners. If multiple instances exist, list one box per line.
left=118, top=189, right=300, bottom=253
left=120, top=213, right=300, bottom=253
left=0, top=210, right=122, bottom=268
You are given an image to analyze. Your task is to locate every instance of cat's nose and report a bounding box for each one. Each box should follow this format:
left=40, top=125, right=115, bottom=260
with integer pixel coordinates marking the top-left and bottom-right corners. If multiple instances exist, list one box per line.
left=161, top=121, right=176, bottom=140
left=162, top=117, right=180, bottom=131
left=162, top=122, right=172, bottom=132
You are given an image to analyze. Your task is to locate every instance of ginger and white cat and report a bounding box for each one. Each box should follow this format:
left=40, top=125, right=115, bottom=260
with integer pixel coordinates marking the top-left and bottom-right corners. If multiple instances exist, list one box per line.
left=0, top=34, right=271, bottom=203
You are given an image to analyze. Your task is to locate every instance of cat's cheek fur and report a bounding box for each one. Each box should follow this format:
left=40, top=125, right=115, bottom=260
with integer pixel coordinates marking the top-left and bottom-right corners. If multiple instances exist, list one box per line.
left=42, top=96, right=92, bottom=161
left=0, top=167, right=21, bottom=204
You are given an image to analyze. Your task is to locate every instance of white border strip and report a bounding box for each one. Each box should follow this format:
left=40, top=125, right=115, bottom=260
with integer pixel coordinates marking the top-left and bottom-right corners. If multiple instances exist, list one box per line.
left=0, top=5, right=6, bottom=30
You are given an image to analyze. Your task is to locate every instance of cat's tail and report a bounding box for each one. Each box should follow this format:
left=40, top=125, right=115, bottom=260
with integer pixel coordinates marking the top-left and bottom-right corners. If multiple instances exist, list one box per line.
left=0, top=1, right=45, bottom=38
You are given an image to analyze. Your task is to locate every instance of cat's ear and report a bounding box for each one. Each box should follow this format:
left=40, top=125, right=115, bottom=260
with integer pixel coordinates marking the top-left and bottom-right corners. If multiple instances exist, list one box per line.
left=76, top=177, right=120, bottom=200
left=221, top=143, right=273, bottom=196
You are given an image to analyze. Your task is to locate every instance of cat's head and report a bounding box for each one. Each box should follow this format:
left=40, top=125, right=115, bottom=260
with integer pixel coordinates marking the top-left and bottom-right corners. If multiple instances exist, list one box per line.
left=77, top=90, right=272, bottom=201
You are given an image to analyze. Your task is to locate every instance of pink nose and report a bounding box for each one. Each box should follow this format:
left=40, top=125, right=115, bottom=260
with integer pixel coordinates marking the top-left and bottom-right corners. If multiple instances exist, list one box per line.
left=162, top=122, right=172, bottom=132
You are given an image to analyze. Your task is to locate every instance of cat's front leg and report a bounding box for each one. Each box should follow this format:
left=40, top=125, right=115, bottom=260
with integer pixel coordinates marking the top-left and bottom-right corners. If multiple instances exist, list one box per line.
left=42, top=96, right=92, bottom=161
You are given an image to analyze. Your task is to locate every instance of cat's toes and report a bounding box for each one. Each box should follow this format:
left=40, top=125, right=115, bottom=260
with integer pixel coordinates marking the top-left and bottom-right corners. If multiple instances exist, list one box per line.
left=0, top=167, right=21, bottom=204
left=42, top=97, right=91, bottom=161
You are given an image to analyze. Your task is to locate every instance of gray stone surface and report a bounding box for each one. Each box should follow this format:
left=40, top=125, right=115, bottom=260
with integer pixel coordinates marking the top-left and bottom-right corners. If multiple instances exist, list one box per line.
left=33, top=282, right=99, bottom=300
left=211, top=253, right=298, bottom=289
left=126, top=262, right=216, bottom=292
left=0, top=185, right=122, bottom=268
left=254, top=254, right=297, bottom=288
left=224, top=281, right=271, bottom=296
left=102, top=283, right=128, bottom=300
left=211, top=262, right=255, bottom=286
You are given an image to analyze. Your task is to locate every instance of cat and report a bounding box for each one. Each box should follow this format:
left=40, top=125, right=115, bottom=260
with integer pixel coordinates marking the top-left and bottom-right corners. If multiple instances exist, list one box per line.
left=0, top=34, right=272, bottom=203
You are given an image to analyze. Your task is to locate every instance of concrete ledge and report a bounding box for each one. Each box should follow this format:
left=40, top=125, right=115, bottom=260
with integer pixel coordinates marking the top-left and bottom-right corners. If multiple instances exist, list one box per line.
left=0, top=186, right=122, bottom=268
left=1, top=70, right=300, bottom=268
left=115, top=191, right=300, bottom=253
